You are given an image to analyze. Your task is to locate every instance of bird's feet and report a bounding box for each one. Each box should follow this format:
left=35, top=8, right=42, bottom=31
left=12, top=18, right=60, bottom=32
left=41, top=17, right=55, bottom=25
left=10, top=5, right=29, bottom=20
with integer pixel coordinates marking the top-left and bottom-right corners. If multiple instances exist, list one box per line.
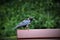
left=25, top=27, right=29, bottom=31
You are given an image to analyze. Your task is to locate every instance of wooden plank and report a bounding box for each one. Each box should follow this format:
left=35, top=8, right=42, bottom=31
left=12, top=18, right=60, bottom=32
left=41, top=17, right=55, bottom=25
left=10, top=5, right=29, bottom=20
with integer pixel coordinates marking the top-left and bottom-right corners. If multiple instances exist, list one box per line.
left=17, top=39, right=60, bottom=40
left=17, top=29, right=60, bottom=39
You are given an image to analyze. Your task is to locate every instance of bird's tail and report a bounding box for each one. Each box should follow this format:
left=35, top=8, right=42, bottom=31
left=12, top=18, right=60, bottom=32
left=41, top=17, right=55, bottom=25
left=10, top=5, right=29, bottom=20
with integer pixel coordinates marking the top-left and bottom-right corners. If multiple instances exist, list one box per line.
left=12, top=27, right=17, bottom=31
left=12, top=25, right=19, bottom=30
left=13, top=27, right=17, bottom=30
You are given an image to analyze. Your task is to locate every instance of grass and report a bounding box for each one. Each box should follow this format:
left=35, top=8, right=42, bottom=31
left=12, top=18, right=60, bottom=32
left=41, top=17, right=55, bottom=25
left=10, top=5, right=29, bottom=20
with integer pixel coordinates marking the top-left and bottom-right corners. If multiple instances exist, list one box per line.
left=0, top=36, right=17, bottom=40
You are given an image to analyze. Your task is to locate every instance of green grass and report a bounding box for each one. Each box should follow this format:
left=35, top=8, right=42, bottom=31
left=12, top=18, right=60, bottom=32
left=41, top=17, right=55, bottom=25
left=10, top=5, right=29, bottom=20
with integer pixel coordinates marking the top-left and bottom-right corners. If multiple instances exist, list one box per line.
left=0, top=36, right=17, bottom=40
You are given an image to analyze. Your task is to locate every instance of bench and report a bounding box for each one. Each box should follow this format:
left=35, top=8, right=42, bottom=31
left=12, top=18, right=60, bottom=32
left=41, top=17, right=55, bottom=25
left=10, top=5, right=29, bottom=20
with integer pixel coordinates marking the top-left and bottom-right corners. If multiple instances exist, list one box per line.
left=17, top=29, right=60, bottom=40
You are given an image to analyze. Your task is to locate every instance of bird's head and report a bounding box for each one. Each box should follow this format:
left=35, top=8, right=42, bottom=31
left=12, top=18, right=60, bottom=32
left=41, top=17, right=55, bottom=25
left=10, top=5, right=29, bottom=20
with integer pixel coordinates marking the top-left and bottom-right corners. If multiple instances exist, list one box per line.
left=28, top=17, right=35, bottom=22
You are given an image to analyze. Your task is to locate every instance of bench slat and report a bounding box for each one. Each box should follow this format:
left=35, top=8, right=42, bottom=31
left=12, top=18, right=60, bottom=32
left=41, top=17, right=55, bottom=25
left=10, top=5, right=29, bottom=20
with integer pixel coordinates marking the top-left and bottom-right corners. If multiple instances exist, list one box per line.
left=17, top=29, right=60, bottom=39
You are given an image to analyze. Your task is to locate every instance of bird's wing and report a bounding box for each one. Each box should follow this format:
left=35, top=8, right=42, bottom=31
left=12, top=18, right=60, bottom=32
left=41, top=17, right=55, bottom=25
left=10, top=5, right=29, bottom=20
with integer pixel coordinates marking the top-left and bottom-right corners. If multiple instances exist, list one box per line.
left=14, top=20, right=30, bottom=29
left=18, top=20, right=30, bottom=26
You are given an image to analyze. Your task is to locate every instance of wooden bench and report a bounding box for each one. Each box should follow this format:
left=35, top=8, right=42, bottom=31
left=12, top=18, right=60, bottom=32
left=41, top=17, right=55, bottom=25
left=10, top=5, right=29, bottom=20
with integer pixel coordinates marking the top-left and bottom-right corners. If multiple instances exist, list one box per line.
left=17, top=29, right=60, bottom=40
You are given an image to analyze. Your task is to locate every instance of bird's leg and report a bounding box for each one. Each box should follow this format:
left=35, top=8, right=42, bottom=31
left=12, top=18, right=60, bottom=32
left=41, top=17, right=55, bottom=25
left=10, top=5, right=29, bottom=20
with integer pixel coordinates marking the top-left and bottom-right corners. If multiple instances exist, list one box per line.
left=26, top=25, right=29, bottom=31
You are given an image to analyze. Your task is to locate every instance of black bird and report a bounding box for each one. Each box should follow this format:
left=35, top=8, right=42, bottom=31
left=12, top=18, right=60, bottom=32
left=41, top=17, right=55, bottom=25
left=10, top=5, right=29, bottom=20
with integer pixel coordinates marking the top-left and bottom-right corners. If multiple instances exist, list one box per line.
left=13, top=17, right=35, bottom=30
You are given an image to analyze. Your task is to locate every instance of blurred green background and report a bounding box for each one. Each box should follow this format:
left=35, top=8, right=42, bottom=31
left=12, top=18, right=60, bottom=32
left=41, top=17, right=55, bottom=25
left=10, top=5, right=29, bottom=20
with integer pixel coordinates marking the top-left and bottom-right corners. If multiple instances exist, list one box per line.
left=0, top=0, right=60, bottom=40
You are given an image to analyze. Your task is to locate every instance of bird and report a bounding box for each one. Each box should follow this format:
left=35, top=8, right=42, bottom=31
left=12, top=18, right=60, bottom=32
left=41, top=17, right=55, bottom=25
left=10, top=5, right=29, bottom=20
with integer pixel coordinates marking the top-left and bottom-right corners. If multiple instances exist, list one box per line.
left=13, top=17, right=35, bottom=30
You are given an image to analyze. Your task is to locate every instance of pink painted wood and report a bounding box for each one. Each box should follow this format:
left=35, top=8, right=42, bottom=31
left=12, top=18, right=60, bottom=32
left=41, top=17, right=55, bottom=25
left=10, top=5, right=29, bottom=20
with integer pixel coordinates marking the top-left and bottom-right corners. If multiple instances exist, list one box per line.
left=17, top=29, right=60, bottom=40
